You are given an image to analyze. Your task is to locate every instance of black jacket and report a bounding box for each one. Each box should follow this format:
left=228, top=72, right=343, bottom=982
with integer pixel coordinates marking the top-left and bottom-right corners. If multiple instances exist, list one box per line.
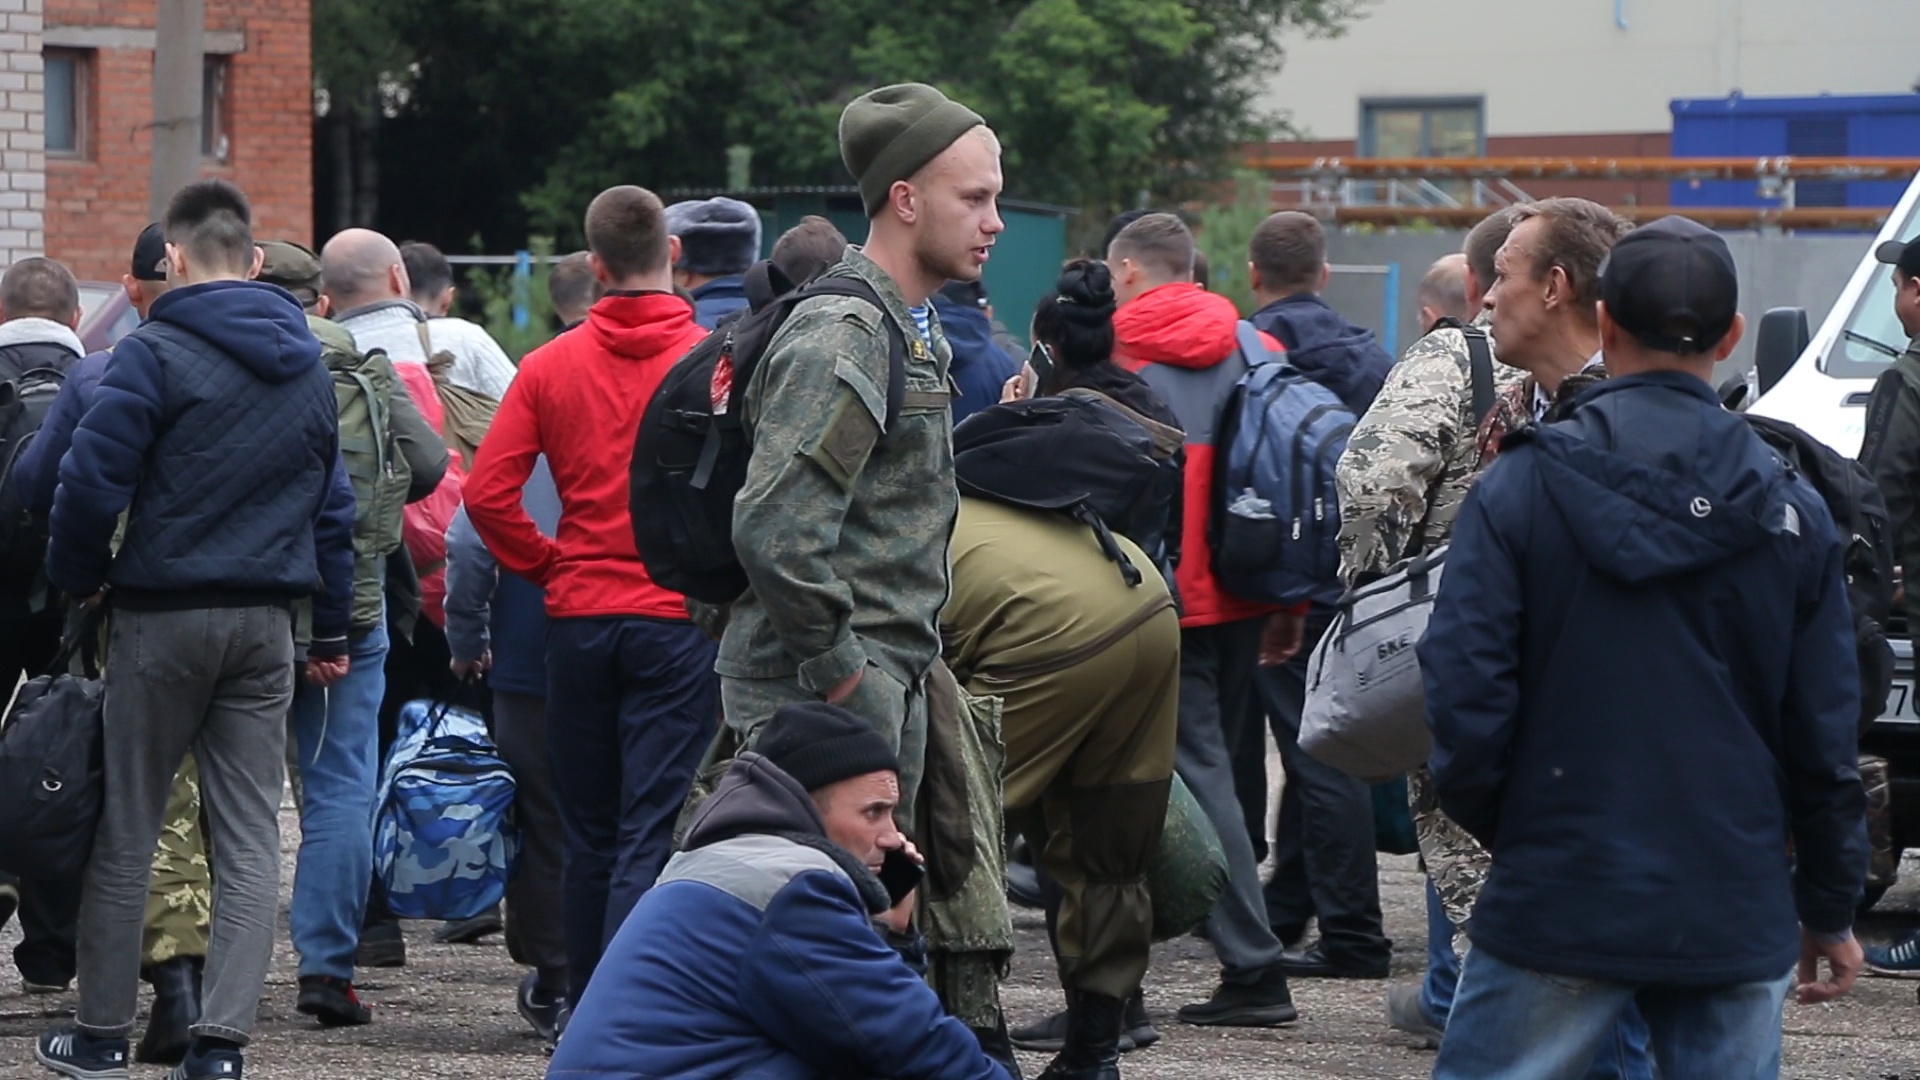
left=1423, top=371, right=1867, bottom=986
left=1249, top=293, right=1392, bottom=414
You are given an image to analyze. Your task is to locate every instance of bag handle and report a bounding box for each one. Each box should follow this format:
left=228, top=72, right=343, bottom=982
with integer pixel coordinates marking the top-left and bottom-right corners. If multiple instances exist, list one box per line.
left=45, top=602, right=108, bottom=678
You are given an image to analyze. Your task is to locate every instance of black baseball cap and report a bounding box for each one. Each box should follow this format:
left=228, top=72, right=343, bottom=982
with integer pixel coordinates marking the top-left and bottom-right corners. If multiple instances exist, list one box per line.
left=130, top=223, right=168, bottom=281
left=1598, top=215, right=1739, bottom=355
left=1875, top=237, right=1920, bottom=278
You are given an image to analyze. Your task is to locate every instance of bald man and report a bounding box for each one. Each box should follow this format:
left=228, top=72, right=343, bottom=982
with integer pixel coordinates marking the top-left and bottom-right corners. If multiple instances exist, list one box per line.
left=321, top=228, right=518, bottom=400
left=1418, top=253, right=1472, bottom=334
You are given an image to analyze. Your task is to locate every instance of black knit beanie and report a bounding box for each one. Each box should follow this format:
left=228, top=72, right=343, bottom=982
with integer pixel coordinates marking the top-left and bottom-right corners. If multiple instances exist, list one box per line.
left=839, top=83, right=985, bottom=219
left=757, top=702, right=900, bottom=793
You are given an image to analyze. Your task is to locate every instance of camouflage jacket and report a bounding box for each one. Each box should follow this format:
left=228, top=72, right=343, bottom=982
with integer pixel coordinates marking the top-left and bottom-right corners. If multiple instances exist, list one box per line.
left=1335, top=316, right=1526, bottom=583
left=719, top=247, right=958, bottom=693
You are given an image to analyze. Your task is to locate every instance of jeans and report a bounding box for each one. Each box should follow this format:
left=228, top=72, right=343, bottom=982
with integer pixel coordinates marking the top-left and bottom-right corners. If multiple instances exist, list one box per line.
left=289, top=621, right=389, bottom=980
left=76, top=606, right=293, bottom=1045
left=1421, top=879, right=1460, bottom=1025
left=1433, top=946, right=1778, bottom=1080
left=547, top=616, right=718, bottom=1002
left=1173, top=618, right=1285, bottom=980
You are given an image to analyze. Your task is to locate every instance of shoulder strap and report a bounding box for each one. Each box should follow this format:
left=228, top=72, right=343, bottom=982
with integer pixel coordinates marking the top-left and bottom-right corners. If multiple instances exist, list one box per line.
left=791, top=278, right=909, bottom=429
left=1462, top=325, right=1495, bottom=424
left=416, top=320, right=438, bottom=358
left=1234, top=320, right=1272, bottom=369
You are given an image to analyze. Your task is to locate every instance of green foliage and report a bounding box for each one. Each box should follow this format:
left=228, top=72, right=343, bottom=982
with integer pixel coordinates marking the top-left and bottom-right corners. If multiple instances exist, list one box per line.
left=1194, top=172, right=1275, bottom=316
left=331, top=0, right=1361, bottom=251
left=458, top=238, right=561, bottom=361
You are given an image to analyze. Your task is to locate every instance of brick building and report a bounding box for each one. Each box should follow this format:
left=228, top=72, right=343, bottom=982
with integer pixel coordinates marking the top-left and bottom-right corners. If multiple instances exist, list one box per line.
left=0, top=0, right=313, bottom=281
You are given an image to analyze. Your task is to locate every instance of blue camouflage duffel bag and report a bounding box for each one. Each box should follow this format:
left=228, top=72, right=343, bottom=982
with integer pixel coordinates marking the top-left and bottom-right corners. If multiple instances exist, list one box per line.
left=373, top=699, right=519, bottom=920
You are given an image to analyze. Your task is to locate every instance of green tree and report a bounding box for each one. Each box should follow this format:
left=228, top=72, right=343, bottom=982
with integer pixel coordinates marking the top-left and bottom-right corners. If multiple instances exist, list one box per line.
left=331, top=0, right=1360, bottom=251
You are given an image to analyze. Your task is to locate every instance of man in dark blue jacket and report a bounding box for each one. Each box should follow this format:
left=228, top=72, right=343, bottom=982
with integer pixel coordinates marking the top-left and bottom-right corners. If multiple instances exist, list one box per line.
left=550, top=702, right=1010, bottom=1080
left=934, top=279, right=1020, bottom=423
left=664, top=196, right=760, bottom=330
left=1423, top=217, right=1867, bottom=1079
left=34, top=180, right=355, bottom=1080
left=1241, top=209, right=1395, bottom=981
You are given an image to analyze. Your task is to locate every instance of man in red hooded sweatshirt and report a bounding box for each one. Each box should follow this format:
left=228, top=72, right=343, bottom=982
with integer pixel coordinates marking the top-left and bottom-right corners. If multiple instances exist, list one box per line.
left=1107, top=211, right=1304, bottom=1027
left=464, top=185, right=718, bottom=1008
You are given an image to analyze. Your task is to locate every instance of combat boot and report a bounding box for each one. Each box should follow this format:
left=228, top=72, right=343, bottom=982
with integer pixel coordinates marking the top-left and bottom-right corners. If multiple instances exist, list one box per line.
left=135, top=957, right=202, bottom=1065
left=1037, top=990, right=1123, bottom=1080
left=969, top=1011, right=1023, bottom=1080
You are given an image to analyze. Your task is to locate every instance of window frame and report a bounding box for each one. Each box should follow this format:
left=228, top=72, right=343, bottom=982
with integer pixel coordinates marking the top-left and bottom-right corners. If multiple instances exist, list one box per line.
left=42, top=47, right=90, bottom=159
left=1359, top=97, right=1486, bottom=158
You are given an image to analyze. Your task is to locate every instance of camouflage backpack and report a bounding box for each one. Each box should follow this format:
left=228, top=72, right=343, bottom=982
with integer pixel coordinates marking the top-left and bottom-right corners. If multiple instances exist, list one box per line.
left=315, top=318, right=411, bottom=630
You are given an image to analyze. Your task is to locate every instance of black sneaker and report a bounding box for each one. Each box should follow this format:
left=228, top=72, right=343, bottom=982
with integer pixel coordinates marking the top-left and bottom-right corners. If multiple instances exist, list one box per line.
left=433, top=904, right=504, bottom=945
left=355, top=921, right=407, bottom=969
left=516, top=973, right=566, bottom=1045
left=34, top=1024, right=130, bottom=1080
left=164, top=1043, right=242, bottom=1080
left=296, top=975, right=373, bottom=1027
left=1175, top=966, right=1299, bottom=1027
left=0, top=875, right=18, bottom=933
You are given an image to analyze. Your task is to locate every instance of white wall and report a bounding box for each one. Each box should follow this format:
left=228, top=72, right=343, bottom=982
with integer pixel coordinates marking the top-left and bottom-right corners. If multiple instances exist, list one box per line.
left=1264, top=0, right=1920, bottom=141
left=0, top=0, right=42, bottom=261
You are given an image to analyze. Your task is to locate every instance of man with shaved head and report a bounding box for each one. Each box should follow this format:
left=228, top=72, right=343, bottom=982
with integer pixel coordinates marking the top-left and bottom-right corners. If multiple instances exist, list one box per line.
left=1419, top=253, right=1472, bottom=333
left=322, top=228, right=517, bottom=400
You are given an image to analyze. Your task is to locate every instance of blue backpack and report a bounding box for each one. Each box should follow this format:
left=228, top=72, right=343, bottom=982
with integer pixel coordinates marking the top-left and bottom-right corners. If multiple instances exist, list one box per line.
left=373, top=699, right=519, bottom=920
left=1211, top=322, right=1354, bottom=605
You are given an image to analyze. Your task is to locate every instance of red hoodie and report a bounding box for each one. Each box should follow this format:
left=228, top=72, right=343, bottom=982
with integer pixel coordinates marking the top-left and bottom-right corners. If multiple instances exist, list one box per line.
left=1114, top=282, right=1285, bottom=629
left=465, top=291, right=706, bottom=620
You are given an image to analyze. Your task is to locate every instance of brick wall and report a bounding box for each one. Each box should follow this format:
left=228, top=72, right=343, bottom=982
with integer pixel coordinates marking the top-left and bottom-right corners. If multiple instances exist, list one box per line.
left=44, top=0, right=310, bottom=281
left=0, top=0, right=44, bottom=265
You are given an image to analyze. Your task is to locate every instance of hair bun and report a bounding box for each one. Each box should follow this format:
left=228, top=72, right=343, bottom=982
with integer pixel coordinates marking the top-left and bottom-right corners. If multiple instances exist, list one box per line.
left=1055, top=258, right=1116, bottom=315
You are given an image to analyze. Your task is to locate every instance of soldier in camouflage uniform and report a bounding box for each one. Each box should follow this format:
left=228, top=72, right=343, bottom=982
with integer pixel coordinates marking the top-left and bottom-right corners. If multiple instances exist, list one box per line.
left=717, top=83, right=1017, bottom=1073
left=1334, top=215, right=1524, bottom=1048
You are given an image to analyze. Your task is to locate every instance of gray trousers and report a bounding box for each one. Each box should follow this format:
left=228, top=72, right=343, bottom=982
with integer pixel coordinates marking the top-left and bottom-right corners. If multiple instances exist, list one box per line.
left=495, top=691, right=567, bottom=992
left=77, top=606, right=293, bottom=1044
left=1174, top=618, right=1285, bottom=981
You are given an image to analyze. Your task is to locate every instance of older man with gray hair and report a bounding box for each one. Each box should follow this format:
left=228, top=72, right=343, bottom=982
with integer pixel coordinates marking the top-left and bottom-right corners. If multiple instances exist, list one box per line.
left=663, top=196, right=762, bottom=329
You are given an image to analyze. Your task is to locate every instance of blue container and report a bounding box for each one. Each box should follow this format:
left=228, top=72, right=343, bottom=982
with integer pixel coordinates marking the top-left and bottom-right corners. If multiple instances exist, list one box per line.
left=1669, top=93, right=1920, bottom=209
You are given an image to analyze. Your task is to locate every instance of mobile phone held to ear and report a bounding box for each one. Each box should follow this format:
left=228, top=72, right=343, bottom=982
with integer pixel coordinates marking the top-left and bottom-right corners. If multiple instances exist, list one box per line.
left=1026, top=340, right=1054, bottom=393
left=878, top=847, right=925, bottom=905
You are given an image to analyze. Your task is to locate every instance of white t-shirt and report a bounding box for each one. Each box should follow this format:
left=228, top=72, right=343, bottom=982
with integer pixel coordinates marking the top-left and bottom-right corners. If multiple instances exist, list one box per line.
left=336, top=301, right=518, bottom=400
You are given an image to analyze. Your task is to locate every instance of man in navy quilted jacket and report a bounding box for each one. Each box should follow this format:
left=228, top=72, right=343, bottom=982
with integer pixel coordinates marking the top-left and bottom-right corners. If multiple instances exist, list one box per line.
left=33, top=179, right=355, bottom=1080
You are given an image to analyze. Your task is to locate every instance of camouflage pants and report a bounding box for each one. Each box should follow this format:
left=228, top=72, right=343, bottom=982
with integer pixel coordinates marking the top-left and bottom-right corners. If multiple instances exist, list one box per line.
left=1409, top=765, right=1488, bottom=937
left=1862, top=755, right=1896, bottom=893
left=143, top=754, right=211, bottom=966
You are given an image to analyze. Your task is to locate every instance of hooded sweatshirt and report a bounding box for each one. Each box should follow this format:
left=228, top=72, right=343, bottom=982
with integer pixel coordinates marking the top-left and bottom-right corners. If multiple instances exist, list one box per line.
left=551, top=752, right=1010, bottom=1080
left=1248, top=293, right=1392, bottom=414
left=933, top=298, right=1020, bottom=425
left=1422, top=371, right=1867, bottom=986
left=47, top=280, right=355, bottom=645
left=465, top=290, right=705, bottom=619
left=1113, top=282, right=1282, bottom=628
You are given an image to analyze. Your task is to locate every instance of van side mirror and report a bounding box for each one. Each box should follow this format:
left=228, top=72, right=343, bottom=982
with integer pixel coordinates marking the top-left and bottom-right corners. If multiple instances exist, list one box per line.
left=1753, top=307, right=1810, bottom=397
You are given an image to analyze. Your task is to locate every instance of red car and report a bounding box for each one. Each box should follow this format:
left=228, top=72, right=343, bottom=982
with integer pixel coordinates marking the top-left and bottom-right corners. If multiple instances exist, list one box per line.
left=77, top=280, right=139, bottom=353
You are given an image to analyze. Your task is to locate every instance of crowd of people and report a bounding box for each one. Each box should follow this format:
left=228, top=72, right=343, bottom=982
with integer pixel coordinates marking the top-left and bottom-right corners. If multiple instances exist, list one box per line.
left=0, top=78, right=1884, bottom=1080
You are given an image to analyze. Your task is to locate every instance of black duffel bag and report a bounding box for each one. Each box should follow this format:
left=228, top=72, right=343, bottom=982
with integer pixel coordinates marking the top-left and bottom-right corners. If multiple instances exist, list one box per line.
left=0, top=607, right=105, bottom=879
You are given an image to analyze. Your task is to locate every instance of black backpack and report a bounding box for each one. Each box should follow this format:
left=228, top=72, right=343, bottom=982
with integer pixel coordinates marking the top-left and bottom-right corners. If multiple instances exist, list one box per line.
left=0, top=366, right=66, bottom=584
left=631, top=261, right=907, bottom=605
left=952, top=392, right=1181, bottom=587
left=1745, top=412, right=1895, bottom=733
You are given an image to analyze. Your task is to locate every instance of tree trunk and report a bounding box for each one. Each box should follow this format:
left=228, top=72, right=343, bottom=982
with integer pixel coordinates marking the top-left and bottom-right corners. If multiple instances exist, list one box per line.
left=328, top=109, right=354, bottom=234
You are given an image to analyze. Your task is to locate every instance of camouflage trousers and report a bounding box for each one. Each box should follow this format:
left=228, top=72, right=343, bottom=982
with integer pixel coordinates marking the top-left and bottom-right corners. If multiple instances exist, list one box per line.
left=144, top=754, right=211, bottom=966
left=1863, top=755, right=1896, bottom=893
left=1408, top=765, right=1488, bottom=937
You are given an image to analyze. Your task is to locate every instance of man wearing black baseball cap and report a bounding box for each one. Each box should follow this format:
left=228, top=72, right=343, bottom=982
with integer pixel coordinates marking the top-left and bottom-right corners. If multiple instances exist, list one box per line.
left=122, top=222, right=171, bottom=319
left=550, top=702, right=1013, bottom=1080
left=1421, top=215, right=1867, bottom=1078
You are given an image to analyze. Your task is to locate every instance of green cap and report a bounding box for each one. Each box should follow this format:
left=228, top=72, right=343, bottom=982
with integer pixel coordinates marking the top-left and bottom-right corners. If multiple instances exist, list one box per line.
left=839, top=83, right=984, bottom=219
left=257, top=240, right=322, bottom=307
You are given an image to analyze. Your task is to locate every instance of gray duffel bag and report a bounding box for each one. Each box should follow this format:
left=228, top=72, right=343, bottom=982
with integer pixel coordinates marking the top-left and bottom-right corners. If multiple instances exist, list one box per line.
left=1299, top=545, right=1446, bottom=783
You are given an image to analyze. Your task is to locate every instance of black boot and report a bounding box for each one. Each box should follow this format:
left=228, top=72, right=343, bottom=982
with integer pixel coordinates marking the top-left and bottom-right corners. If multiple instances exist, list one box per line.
left=970, top=1012, right=1024, bottom=1080
left=135, top=956, right=202, bottom=1065
left=1038, top=990, right=1123, bottom=1080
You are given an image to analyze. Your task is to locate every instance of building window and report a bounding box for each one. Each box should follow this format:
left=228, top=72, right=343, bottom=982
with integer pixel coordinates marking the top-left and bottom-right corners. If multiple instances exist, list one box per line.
left=202, top=57, right=229, bottom=160
left=1361, top=100, right=1484, bottom=158
left=44, top=49, right=88, bottom=156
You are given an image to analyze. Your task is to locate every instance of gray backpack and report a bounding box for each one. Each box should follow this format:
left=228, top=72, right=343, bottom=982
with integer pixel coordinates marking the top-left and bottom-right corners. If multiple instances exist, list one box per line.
left=1299, top=545, right=1446, bottom=783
